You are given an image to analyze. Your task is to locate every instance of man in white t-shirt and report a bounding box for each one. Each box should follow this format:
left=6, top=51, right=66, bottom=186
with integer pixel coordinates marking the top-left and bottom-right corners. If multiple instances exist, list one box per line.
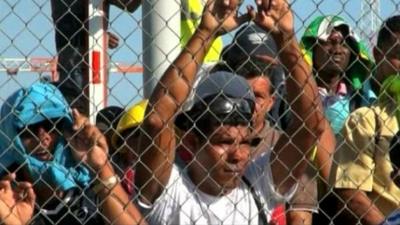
left=135, top=0, right=325, bottom=224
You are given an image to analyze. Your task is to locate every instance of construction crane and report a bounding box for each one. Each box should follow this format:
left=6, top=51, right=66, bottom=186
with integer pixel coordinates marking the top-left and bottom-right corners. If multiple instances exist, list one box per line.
left=359, top=0, right=381, bottom=51
left=0, top=57, right=143, bottom=81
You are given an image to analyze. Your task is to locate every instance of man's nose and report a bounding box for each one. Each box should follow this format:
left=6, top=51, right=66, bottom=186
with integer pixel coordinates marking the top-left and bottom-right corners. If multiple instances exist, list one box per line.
left=329, top=31, right=344, bottom=44
left=37, top=127, right=52, bottom=147
left=226, top=146, right=248, bottom=163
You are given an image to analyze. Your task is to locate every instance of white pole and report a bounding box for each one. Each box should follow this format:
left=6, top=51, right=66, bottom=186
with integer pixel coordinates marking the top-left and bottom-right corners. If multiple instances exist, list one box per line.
left=88, top=0, right=107, bottom=123
left=142, top=0, right=181, bottom=98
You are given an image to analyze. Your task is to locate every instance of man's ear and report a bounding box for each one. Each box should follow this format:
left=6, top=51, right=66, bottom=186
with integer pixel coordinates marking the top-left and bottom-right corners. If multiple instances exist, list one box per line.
left=267, top=95, right=276, bottom=112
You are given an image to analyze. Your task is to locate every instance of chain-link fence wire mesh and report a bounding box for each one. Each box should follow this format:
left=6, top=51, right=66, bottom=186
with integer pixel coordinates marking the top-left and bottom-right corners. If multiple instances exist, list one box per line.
left=0, top=0, right=400, bottom=224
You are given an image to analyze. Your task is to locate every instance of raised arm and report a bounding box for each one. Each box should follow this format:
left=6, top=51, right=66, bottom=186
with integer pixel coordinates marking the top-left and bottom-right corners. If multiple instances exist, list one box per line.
left=253, top=0, right=325, bottom=193
left=68, top=109, right=146, bottom=225
left=315, top=121, right=336, bottom=183
left=135, top=0, right=250, bottom=204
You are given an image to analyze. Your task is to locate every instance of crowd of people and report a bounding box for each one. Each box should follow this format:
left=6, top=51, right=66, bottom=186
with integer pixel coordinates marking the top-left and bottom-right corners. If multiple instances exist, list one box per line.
left=0, top=0, right=400, bottom=224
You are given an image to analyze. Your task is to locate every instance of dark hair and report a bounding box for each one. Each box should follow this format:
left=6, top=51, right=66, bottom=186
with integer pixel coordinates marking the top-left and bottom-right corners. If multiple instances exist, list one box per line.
left=390, top=131, right=400, bottom=170
left=377, top=15, right=400, bottom=48
left=96, top=106, right=125, bottom=132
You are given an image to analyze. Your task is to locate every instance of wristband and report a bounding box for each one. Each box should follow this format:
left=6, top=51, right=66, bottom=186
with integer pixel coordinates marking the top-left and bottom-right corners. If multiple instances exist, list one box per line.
left=92, top=175, right=120, bottom=194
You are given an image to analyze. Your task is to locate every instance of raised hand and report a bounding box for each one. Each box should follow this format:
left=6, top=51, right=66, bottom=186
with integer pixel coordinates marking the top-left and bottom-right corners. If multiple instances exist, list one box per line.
left=199, top=0, right=251, bottom=35
left=253, top=0, right=294, bottom=41
left=0, top=174, right=36, bottom=225
left=107, top=32, right=120, bottom=49
left=66, top=109, right=109, bottom=171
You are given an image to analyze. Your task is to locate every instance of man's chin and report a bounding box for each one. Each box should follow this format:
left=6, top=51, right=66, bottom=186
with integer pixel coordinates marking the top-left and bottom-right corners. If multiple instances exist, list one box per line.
left=219, top=176, right=242, bottom=193
left=326, top=64, right=347, bottom=74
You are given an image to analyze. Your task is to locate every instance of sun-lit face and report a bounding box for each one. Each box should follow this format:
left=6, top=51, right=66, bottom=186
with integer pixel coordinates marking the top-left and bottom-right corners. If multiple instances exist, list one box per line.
left=246, top=76, right=275, bottom=130
left=374, top=32, right=400, bottom=84
left=313, top=29, right=352, bottom=79
left=19, top=119, right=62, bottom=161
left=191, top=125, right=252, bottom=195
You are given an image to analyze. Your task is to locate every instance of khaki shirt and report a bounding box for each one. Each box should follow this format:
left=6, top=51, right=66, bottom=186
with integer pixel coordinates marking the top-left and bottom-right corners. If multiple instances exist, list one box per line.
left=330, top=104, right=400, bottom=215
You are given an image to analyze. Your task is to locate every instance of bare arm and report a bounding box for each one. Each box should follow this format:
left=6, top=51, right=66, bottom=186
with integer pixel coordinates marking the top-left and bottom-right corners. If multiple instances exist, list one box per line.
left=68, top=109, right=146, bottom=225
left=135, top=28, right=215, bottom=204
left=253, top=0, right=325, bottom=193
left=135, top=0, right=250, bottom=204
left=96, top=163, right=147, bottom=225
left=315, top=121, right=336, bottom=183
left=337, top=189, right=385, bottom=225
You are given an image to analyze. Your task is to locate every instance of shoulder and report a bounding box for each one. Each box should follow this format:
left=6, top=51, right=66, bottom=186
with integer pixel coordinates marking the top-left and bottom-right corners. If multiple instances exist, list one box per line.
left=348, top=106, right=375, bottom=121
left=247, top=152, right=270, bottom=174
left=245, top=153, right=297, bottom=205
left=335, top=106, right=380, bottom=150
left=137, top=165, right=199, bottom=224
left=138, top=164, right=190, bottom=209
left=155, top=164, right=189, bottom=196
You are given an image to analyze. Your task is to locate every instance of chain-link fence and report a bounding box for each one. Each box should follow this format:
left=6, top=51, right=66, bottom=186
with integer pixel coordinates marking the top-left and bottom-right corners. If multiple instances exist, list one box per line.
left=0, top=0, right=400, bottom=224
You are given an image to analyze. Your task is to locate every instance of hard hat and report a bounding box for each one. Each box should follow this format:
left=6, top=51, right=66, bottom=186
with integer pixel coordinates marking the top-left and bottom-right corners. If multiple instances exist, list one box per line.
left=112, top=99, right=148, bottom=148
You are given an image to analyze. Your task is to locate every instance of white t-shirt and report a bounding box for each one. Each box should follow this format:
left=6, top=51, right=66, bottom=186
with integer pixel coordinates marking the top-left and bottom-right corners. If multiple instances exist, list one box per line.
left=138, top=153, right=296, bottom=225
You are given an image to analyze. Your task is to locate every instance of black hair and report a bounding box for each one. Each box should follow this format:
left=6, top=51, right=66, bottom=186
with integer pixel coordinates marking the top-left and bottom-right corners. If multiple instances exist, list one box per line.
left=377, top=15, right=400, bottom=48
left=96, top=106, right=125, bottom=132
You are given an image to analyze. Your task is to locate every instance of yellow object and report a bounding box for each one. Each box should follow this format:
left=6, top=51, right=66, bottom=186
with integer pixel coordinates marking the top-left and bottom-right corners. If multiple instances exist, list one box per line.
left=330, top=104, right=400, bottom=216
left=112, top=99, right=148, bottom=148
left=309, top=146, right=318, bottom=162
left=181, top=0, right=223, bottom=64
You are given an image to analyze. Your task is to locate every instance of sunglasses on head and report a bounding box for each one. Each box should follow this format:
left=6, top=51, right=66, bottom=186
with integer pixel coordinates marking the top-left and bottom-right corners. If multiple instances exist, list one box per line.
left=175, top=95, right=255, bottom=131
left=210, top=97, right=253, bottom=115
left=192, top=95, right=254, bottom=123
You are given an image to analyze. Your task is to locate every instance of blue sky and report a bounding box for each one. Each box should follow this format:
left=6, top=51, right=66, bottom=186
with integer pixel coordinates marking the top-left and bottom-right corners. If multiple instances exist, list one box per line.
left=0, top=0, right=399, bottom=108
